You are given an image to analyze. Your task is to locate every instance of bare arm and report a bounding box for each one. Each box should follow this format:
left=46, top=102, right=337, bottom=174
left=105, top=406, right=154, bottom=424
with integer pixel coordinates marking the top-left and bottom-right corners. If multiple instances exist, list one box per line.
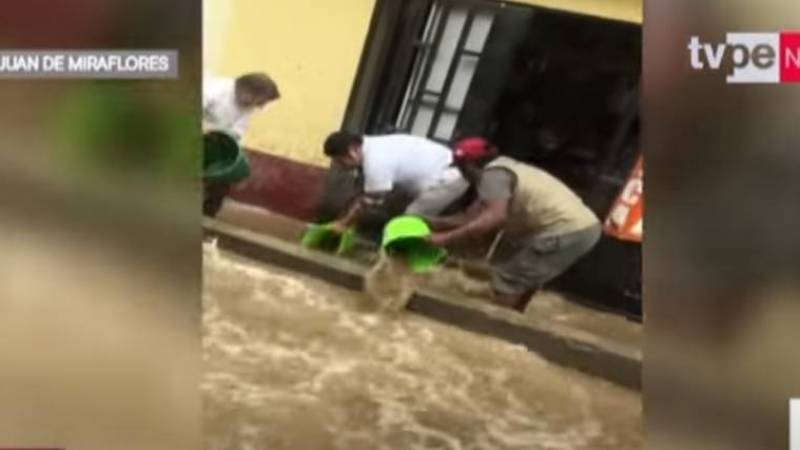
left=427, top=200, right=484, bottom=231
left=334, top=192, right=389, bottom=231
left=429, top=199, right=509, bottom=246
left=335, top=196, right=366, bottom=229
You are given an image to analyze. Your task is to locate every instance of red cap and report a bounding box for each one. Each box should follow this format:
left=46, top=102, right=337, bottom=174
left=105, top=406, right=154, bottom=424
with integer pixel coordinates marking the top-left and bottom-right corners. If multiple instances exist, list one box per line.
left=454, top=137, right=493, bottom=162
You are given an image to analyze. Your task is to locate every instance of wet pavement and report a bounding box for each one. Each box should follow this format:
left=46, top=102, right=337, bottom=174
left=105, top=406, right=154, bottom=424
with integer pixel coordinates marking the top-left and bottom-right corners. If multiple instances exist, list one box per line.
left=214, top=201, right=642, bottom=352
left=203, top=242, right=642, bottom=450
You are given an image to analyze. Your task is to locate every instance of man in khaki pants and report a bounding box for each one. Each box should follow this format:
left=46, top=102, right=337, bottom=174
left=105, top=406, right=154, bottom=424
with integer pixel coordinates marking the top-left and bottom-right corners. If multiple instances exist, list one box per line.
left=427, top=137, right=601, bottom=311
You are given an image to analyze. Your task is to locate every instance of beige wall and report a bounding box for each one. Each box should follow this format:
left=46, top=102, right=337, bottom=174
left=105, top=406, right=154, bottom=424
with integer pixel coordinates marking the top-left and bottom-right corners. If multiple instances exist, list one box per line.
left=202, top=0, right=230, bottom=71
left=205, top=0, right=376, bottom=166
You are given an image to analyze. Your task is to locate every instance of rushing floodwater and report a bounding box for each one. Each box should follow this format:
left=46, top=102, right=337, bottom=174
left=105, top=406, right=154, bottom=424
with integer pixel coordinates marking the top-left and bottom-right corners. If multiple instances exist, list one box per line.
left=203, top=242, right=642, bottom=450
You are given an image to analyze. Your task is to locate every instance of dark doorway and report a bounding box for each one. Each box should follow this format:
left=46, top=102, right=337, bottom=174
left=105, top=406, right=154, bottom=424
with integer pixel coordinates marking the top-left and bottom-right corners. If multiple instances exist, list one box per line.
left=347, top=0, right=640, bottom=212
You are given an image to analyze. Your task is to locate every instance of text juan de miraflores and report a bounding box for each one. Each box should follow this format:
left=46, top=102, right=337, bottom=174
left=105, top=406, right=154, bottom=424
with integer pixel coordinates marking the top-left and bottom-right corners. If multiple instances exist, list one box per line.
left=0, top=54, right=169, bottom=73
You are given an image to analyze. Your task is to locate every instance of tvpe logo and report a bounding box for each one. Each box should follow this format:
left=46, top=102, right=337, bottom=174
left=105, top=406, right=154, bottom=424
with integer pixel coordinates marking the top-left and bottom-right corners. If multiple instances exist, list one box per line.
left=688, top=32, right=800, bottom=83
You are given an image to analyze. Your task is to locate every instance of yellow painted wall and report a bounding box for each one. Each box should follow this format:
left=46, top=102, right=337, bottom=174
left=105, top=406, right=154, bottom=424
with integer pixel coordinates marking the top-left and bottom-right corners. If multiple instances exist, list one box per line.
left=514, top=0, right=642, bottom=23
left=202, top=0, right=233, bottom=71
left=205, top=0, right=375, bottom=166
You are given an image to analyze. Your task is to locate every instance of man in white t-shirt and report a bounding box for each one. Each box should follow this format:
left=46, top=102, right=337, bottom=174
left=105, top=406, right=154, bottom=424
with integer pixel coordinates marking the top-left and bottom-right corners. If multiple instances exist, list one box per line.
left=322, top=131, right=469, bottom=230
left=202, top=72, right=280, bottom=143
left=202, top=72, right=279, bottom=217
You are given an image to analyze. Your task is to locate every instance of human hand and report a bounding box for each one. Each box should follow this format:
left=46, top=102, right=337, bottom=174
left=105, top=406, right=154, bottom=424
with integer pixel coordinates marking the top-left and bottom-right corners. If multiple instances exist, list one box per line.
left=427, top=232, right=450, bottom=248
left=426, top=218, right=448, bottom=231
left=330, top=220, right=348, bottom=235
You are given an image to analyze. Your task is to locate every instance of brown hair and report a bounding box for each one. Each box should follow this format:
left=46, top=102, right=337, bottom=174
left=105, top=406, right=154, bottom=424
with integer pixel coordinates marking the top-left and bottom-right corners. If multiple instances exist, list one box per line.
left=235, top=72, right=280, bottom=101
left=323, top=131, right=363, bottom=158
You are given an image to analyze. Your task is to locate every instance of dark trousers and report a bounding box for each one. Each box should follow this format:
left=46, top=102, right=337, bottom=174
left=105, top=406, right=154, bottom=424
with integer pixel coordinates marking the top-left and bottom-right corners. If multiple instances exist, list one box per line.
left=203, top=181, right=231, bottom=217
left=491, top=224, right=602, bottom=297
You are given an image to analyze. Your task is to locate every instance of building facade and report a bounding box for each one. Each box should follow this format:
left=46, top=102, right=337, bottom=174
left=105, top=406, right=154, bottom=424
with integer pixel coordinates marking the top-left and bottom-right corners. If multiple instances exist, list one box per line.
left=205, top=0, right=644, bottom=315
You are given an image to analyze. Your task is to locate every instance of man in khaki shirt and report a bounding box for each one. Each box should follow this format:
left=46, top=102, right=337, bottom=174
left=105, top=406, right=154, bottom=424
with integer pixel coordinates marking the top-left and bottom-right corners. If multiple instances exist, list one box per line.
left=428, top=137, right=601, bottom=311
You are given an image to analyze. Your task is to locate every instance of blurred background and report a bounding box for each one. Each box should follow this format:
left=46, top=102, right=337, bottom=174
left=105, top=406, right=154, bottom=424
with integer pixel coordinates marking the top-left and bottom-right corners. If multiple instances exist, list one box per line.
left=0, top=1, right=201, bottom=449
left=2, top=0, right=799, bottom=447
left=644, top=0, right=800, bottom=449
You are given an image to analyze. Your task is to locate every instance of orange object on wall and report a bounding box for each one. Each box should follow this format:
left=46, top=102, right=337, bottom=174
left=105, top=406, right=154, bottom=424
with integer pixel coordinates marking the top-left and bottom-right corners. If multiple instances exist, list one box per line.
left=604, top=156, right=643, bottom=242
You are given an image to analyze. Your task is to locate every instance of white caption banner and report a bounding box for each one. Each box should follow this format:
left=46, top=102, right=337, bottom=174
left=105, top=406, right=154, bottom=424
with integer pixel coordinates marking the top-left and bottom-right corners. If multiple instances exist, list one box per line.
left=0, top=50, right=179, bottom=79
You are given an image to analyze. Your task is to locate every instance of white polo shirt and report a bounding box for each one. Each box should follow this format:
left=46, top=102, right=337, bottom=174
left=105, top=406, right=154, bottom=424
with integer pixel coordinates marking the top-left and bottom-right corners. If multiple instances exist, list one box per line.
left=361, top=134, right=454, bottom=195
left=202, top=75, right=262, bottom=142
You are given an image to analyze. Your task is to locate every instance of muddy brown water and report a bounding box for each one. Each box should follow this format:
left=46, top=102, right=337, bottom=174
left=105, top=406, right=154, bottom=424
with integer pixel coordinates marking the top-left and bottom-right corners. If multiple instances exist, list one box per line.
left=203, top=242, right=642, bottom=450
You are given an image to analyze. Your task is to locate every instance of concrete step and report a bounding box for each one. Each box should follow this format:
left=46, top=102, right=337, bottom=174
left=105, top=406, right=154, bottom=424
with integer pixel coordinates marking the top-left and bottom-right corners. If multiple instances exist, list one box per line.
left=204, top=208, right=642, bottom=390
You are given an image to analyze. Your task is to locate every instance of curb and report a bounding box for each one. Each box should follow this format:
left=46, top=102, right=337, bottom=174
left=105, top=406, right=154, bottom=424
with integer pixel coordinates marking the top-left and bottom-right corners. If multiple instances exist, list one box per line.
left=204, top=218, right=642, bottom=390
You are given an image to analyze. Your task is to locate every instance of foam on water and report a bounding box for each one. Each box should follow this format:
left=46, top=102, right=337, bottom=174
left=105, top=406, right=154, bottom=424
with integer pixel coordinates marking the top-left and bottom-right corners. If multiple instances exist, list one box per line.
left=364, top=250, right=418, bottom=313
left=203, top=241, right=642, bottom=450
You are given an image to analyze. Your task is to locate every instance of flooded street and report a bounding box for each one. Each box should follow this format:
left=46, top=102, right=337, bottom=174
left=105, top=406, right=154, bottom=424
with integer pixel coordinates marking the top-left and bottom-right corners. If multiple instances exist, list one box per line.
left=203, top=242, right=642, bottom=450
